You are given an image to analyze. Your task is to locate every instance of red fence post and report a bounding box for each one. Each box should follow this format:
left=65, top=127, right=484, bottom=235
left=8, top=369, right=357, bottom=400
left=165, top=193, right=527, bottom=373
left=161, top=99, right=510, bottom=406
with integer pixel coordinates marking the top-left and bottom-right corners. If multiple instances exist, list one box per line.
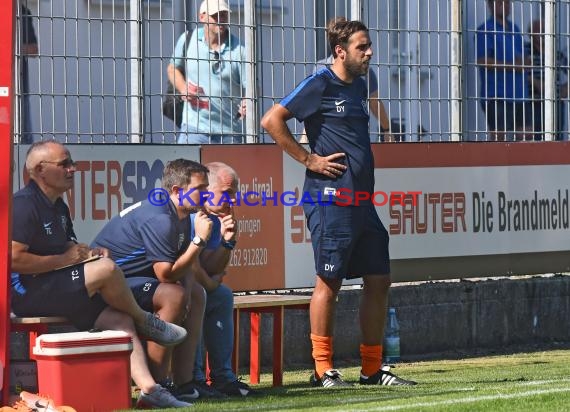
left=0, top=0, right=15, bottom=405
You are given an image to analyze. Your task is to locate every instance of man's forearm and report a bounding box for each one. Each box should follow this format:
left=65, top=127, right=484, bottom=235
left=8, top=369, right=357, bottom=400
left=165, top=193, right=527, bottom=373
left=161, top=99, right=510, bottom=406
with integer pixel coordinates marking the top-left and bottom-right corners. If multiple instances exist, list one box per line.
left=201, top=246, right=231, bottom=275
left=167, top=64, right=187, bottom=94
left=166, top=243, right=204, bottom=281
left=12, top=251, right=67, bottom=274
left=193, top=262, right=220, bottom=292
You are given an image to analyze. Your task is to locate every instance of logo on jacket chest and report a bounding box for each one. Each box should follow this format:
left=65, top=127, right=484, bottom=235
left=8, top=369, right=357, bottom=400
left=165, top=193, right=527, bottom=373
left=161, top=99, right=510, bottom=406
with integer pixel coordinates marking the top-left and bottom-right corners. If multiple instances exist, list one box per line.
left=43, top=222, right=53, bottom=235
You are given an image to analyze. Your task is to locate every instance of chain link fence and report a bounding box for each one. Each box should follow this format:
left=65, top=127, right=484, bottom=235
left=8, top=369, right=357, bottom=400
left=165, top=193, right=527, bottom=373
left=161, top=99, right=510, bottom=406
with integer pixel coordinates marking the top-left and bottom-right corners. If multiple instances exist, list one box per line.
left=13, top=0, right=570, bottom=143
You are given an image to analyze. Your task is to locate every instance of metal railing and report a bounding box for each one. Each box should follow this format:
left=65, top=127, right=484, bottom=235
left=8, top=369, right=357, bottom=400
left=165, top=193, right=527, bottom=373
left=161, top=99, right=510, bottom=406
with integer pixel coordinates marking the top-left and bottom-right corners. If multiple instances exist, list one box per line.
left=13, top=0, right=570, bottom=143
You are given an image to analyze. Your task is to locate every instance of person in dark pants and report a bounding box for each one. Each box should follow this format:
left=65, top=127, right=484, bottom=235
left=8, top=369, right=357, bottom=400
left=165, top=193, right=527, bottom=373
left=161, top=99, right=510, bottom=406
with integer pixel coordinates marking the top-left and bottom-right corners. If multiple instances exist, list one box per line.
left=261, top=19, right=416, bottom=388
left=92, top=159, right=214, bottom=404
left=187, top=162, right=256, bottom=398
left=11, top=141, right=190, bottom=409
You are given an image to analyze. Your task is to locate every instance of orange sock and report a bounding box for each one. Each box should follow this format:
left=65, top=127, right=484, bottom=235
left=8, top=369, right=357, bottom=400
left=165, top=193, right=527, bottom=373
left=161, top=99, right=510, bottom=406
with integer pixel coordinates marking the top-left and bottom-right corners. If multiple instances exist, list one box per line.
left=311, top=333, right=334, bottom=378
left=360, top=344, right=382, bottom=377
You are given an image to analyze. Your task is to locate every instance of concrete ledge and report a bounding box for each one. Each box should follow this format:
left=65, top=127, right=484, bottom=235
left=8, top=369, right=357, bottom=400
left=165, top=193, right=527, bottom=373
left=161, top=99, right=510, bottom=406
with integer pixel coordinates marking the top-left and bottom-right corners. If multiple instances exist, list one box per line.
left=236, top=274, right=570, bottom=367
left=10, top=275, right=570, bottom=370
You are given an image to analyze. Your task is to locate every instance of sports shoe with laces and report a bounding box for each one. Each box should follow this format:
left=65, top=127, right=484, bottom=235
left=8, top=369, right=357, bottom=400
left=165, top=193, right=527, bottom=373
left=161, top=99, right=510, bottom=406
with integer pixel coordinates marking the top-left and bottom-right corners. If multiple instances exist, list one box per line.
left=212, top=378, right=256, bottom=397
left=359, top=365, right=417, bottom=386
left=158, top=378, right=199, bottom=401
left=137, top=312, right=187, bottom=347
left=17, top=392, right=77, bottom=412
left=136, top=384, right=192, bottom=409
left=174, top=380, right=227, bottom=400
left=310, top=369, right=353, bottom=388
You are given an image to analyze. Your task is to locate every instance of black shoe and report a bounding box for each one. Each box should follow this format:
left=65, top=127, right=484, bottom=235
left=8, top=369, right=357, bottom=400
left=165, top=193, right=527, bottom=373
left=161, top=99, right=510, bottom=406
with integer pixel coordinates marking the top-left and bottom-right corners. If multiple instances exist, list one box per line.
left=178, top=380, right=227, bottom=400
left=310, top=369, right=353, bottom=388
left=160, top=379, right=199, bottom=402
left=359, top=365, right=417, bottom=386
left=212, top=378, right=256, bottom=397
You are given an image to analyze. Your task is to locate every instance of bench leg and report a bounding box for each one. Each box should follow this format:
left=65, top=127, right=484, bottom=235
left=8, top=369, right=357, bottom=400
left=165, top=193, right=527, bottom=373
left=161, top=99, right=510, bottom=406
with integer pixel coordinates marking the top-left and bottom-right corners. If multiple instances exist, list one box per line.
left=205, top=353, right=211, bottom=383
left=272, top=306, right=284, bottom=386
left=249, top=312, right=261, bottom=384
left=232, top=308, right=240, bottom=377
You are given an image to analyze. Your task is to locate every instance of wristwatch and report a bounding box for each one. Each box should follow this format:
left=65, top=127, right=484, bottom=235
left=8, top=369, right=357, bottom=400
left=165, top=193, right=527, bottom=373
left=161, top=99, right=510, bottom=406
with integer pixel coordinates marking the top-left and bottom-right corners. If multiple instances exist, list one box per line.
left=192, top=235, right=206, bottom=248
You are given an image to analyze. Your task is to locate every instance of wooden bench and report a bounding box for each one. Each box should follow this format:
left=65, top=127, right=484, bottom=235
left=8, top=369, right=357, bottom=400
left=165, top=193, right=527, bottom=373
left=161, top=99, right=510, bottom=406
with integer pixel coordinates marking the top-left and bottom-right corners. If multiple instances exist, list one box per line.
left=6, top=293, right=311, bottom=401
left=10, top=315, right=70, bottom=358
left=231, top=294, right=311, bottom=386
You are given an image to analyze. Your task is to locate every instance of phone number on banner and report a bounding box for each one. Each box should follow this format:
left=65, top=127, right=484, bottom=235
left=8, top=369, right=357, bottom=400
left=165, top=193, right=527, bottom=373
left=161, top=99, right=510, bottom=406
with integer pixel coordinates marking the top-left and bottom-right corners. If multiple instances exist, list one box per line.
left=229, top=247, right=268, bottom=267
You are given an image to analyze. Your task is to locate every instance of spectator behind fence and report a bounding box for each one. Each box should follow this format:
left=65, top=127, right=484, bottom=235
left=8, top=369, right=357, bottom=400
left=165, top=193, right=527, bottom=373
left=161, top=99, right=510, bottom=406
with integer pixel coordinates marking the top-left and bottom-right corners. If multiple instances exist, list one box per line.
left=476, top=0, right=531, bottom=141
left=527, top=18, right=569, bottom=141
left=261, top=19, right=417, bottom=388
left=187, top=162, right=256, bottom=398
left=10, top=141, right=190, bottom=409
left=168, top=0, right=246, bottom=144
left=19, top=4, right=38, bottom=144
left=91, top=159, right=214, bottom=404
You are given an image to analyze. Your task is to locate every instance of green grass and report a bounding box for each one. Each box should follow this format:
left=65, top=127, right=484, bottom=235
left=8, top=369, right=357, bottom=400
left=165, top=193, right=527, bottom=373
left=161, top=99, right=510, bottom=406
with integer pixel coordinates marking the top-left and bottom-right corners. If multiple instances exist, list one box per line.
left=127, top=349, right=570, bottom=411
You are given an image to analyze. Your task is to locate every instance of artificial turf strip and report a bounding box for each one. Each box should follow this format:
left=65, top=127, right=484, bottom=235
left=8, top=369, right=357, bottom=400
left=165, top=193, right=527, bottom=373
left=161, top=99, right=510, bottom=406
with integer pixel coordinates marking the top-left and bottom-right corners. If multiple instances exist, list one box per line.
left=120, top=349, right=570, bottom=411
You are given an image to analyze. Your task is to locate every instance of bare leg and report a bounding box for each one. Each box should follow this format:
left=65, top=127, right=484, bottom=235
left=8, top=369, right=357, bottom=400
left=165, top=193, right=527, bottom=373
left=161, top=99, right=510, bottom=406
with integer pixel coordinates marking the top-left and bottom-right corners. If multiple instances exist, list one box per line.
left=146, top=283, right=188, bottom=381
left=360, top=275, right=391, bottom=345
left=94, top=307, right=157, bottom=393
left=83, top=258, right=147, bottom=324
left=310, top=276, right=342, bottom=337
left=173, top=282, right=206, bottom=384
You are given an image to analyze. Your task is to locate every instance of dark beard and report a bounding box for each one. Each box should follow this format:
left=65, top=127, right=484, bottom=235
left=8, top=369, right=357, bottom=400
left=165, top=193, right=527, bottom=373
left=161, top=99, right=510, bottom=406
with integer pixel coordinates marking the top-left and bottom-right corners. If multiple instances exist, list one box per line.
left=344, top=58, right=368, bottom=78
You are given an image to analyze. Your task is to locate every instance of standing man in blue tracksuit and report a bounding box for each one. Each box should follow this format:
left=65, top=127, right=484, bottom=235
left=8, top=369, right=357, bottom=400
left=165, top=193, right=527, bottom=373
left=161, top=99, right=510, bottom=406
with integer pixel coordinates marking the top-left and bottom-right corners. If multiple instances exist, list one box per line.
left=261, top=19, right=416, bottom=388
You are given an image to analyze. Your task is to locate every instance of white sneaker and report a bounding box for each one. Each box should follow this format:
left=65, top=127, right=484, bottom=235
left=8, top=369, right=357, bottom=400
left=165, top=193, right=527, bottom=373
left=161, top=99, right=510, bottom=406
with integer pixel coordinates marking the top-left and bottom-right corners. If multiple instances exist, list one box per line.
left=136, top=384, right=192, bottom=409
left=137, top=312, right=187, bottom=347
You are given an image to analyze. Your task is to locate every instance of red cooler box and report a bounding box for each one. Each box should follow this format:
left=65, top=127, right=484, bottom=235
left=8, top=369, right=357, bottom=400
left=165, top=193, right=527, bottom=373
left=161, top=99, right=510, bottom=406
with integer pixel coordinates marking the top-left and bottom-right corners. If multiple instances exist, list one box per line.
left=33, top=330, right=133, bottom=412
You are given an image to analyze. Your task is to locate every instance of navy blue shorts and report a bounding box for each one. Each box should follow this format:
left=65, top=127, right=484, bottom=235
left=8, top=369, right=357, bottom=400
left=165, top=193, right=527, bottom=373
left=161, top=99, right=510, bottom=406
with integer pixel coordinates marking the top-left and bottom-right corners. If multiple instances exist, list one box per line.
left=126, top=277, right=160, bottom=312
left=303, top=203, right=390, bottom=279
left=11, top=263, right=107, bottom=331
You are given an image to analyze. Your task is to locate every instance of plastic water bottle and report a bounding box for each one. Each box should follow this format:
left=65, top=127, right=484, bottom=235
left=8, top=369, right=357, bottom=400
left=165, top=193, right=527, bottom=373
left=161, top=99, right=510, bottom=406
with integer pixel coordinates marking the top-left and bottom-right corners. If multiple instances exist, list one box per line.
left=383, top=307, right=401, bottom=363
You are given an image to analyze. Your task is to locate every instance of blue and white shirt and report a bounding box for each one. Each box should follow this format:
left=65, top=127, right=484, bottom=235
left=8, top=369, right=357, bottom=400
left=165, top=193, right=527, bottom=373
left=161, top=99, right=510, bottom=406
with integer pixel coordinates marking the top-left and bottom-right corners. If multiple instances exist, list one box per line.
left=92, top=199, right=190, bottom=278
left=281, top=68, right=374, bottom=204
left=171, top=28, right=246, bottom=135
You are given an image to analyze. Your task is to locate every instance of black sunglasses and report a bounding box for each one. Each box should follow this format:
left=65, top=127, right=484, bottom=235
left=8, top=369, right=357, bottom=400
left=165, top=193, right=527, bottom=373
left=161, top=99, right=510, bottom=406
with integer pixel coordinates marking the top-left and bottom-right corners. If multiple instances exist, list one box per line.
left=41, top=158, right=76, bottom=169
left=212, top=51, right=221, bottom=74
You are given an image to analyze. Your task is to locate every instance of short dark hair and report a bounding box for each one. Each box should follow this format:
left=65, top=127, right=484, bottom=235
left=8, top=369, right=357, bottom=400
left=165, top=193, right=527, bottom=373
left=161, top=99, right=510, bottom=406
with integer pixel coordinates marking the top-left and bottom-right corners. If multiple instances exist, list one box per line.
left=162, top=159, right=209, bottom=192
left=327, top=18, right=369, bottom=58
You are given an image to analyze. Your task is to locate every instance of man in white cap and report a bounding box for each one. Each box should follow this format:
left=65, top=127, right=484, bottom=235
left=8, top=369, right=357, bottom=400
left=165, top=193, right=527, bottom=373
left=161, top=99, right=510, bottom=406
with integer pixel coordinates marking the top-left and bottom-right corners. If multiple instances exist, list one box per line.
left=168, top=0, right=247, bottom=144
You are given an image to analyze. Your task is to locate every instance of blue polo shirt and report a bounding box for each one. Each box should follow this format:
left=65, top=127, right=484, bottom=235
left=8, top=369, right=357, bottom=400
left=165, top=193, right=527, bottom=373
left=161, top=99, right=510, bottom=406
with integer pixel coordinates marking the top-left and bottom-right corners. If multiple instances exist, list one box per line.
left=171, top=28, right=246, bottom=135
left=190, top=213, right=221, bottom=250
left=12, top=180, right=76, bottom=258
left=476, top=18, right=528, bottom=101
left=91, top=199, right=190, bottom=278
left=281, top=68, right=374, bottom=204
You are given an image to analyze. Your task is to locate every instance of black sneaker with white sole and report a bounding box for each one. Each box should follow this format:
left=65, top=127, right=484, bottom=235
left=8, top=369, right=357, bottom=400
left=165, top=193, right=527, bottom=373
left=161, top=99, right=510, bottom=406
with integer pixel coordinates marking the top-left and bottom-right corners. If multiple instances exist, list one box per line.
left=212, top=378, right=256, bottom=397
left=173, top=380, right=226, bottom=401
left=310, top=369, right=353, bottom=388
left=359, top=365, right=417, bottom=386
